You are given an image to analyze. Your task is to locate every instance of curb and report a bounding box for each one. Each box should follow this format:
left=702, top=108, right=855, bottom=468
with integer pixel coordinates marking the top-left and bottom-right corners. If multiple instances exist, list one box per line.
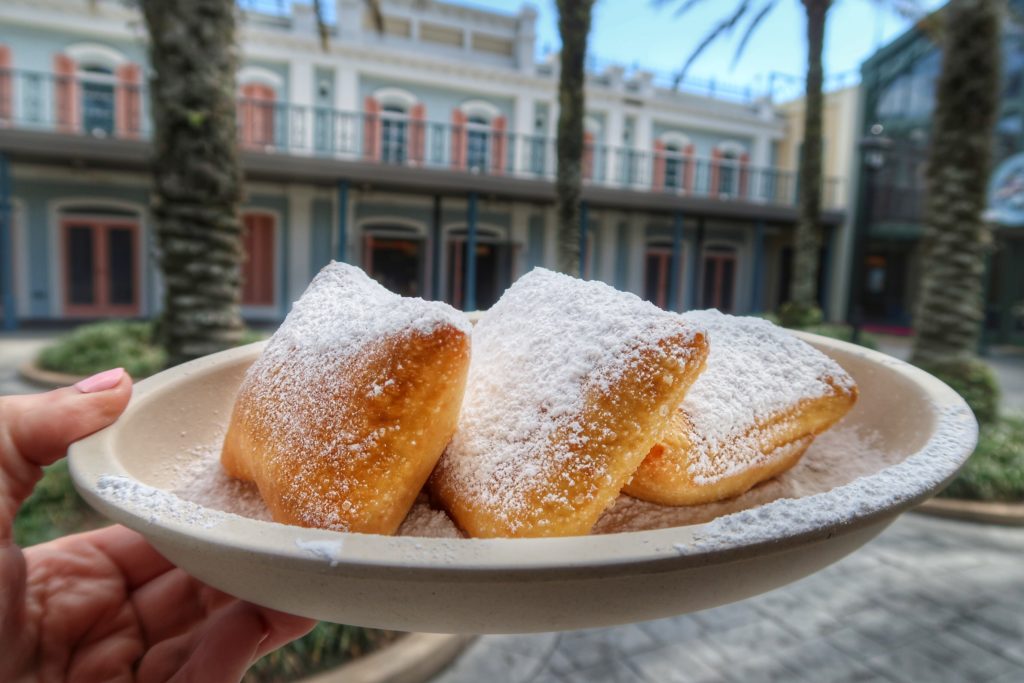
left=18, top=361, right=87, bottom=389
left=914, top=497, right=1024, bottom=527
left=297, top=633, right=476, bottom=683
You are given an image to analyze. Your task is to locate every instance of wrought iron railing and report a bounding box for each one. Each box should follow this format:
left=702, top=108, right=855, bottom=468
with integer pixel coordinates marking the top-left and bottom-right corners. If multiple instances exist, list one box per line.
left=0, top=69, right=844, bottom=209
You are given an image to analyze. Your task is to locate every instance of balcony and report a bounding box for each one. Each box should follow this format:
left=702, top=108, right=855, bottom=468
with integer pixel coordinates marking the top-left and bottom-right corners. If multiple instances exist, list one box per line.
left=0, top=69, right=845, bottom=214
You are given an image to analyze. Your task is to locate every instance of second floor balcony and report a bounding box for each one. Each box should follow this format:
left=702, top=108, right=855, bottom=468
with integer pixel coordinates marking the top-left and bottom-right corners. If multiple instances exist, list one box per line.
left=0, top=68, right=846, bottom=211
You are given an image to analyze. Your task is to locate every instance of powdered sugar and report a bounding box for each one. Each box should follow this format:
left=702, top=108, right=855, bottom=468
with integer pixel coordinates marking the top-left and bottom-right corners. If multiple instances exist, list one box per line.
left=676, top=310, right=856, bottom=484
left=97, top=475, right=226, bottom=528
left=434, top=268, right=705, bottom=531
left=295, top=538, right=346, bottom=566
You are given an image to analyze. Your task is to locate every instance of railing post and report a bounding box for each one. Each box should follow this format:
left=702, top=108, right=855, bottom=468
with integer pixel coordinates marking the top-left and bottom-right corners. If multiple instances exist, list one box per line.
left=336, top=179, right=349, bottom=263
left=465, top=192, right=478, bottom=311
left=668, top=210, right=684, bottom=311
left=0, top=152, right=15, bottom=330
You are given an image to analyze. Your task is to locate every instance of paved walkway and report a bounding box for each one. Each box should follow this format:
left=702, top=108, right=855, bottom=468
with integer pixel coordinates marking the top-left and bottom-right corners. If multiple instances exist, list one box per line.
left=432, top=515, right=1024, bottom=683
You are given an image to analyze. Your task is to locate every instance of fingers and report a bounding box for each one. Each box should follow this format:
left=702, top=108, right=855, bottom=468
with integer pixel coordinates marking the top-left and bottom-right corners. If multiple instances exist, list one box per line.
left=0, top=369, right=131, bottom=538
left=247, top=606, right=316, bottom=662
left=67, top=525, right=174, bottom=589
left=149, top=602, right=266, bottom=683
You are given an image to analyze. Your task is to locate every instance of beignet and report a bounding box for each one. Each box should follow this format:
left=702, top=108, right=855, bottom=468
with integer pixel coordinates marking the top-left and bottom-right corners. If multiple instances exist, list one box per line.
left=429, top=268, right=709, bottom=538
left=624, top=310, right=857, bottom=506
left=221, top=262, right=471, bottom=534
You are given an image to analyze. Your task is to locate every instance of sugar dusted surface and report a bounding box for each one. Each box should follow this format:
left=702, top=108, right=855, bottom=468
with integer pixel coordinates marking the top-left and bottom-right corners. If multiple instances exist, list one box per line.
left=676, top=310, right=856, bottom=485
left=435, top=268, right=705, bottom=531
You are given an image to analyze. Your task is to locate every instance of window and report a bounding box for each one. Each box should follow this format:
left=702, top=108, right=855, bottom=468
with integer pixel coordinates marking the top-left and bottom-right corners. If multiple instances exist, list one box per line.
left=239, top=83, right=276, bottom=148
left=664, top=144, right=681, bottom=190
left=241, top=213, right=275, bottom=306
left=421, top=23, right=463, bottom=47
left=471, top=34, right=514, bottom=57
left=466, top=115, right=490, bottom=171
left=701, top=245, right=737, bottom=312
left=362, top=225, right=425, bottom=297
left=80, top=65, right=115, bottom=137
left=643, top=244, right=673, bottom=309
left=447, top=229, right=515, bottom=311
left=380, top=105, right=408, bottom=164
left=718, top=150, right=739, bottom=196
left=61, top=213, right=139, bottom=317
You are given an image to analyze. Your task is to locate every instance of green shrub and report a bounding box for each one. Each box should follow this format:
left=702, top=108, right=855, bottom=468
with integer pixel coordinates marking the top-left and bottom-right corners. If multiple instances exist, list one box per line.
left=37, top=321, right=269, bottom=379
left=13, top=460, right=107, bottom=547
left=940, top=415, right=1024, bottom=502
left=38, top=321, right=166, bottom=378
left=778, top=301, right=823, bottom=328
left=918, top=357, right=1001, bottom=426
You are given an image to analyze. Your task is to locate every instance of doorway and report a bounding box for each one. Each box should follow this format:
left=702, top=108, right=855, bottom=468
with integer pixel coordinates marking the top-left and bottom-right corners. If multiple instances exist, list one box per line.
left=62, top=217, right=139, bottom=317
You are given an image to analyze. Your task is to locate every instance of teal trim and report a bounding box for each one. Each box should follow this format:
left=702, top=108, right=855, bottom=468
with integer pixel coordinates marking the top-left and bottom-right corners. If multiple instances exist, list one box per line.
left=615, top=221, right=629, bottom=290
left=311, top=198, right=333, bottom=274
left=668, top=210, right=684, bottom=311
left=0, top=153, right=14, bottom=329
left=465, top=193, right=478, bottom=311
left=336, top=180, right=349, bottom=262
left=527, top=214, right=544, bottom=270
left=752, top=221, right=765, bottom=312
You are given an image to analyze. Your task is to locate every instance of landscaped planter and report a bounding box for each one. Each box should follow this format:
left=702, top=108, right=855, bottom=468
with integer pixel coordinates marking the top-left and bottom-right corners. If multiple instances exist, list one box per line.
left=296, top=633, right=474, bottom=683
left=914, top=497, right=1024, bottom=526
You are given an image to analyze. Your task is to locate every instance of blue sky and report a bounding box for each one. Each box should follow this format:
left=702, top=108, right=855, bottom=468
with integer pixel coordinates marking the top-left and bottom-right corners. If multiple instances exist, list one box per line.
left=463, top=0, right=946, bottom=95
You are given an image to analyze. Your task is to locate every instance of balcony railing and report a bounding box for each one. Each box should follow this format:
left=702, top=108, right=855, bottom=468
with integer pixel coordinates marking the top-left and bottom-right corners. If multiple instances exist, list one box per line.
left=0, top=69, right=844, bottom=209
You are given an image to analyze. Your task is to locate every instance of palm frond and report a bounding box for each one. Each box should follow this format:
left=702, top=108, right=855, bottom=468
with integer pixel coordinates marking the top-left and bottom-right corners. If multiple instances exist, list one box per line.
left=365, top=0, right=385, bottom=33
left=312, top=0, right=329, bottom=50
left=731, top=1, right=777, bottom=69
left=673, top=0, right=751, bottom=88
left=311, top=0, right=383, bottom=51
left=652, top=0, right=712, bottom=19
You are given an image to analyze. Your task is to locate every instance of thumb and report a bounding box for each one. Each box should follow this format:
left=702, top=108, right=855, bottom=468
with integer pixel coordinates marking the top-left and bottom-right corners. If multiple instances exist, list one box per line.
left=0, top=368, right=132, bottom=536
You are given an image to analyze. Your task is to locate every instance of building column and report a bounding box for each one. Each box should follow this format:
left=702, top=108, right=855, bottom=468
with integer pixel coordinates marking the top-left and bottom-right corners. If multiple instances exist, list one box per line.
left=688, top=218, right=705, bottom=310
left=605, top=108, right=624, bottom=186
left=0, top=152, right=14, bottom=331
left=579, top=200, right=589, bottom=278
left=431, top=195, right=443, bottom=300
left=513, top=95, right=534, bottom=176
left=336, top=180, right=349, bottom=262
left=668, top=210, right=684, bottom=311
left=751, top=220, right=765, bottom=313
left=289, top=59, right=315, bottom=153
left=465, top=192, right=478, bottom=311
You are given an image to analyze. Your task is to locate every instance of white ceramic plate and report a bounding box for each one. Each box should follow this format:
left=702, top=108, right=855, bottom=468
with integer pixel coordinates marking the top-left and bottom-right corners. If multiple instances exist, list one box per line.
left=69, top=333, right=977, bottom=634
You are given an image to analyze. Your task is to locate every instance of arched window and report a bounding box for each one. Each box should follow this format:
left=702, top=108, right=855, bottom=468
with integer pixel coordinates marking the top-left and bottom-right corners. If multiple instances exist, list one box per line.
left=719, top=149, right=740, bottom=196
left=80, top=64, right=115, bottom=137
left=701, top=244, right=738, bottom=312
left=466, top=115, right=490, bottom=171
left=380, top=104, right=408, bottom=164
left=239, top=82, right=277, bottom=148
left=664, top=144, right=682, bottom=191
left=58, top=203, right=141, bottom=317
left=446, top=226, right=513, bottom=311
left=362, top=223, right=425, bottom=297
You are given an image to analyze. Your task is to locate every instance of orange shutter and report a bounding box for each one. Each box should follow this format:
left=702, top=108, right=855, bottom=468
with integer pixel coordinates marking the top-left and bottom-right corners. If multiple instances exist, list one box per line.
left=242, top=214, right=275, bottom=306
left=652, top=140, right=666, bottom=190
left=409, top=103, right=426, bottom=165
left=240, top=83, right=275, bottom=149
left=115, top=63, right=142, bottom=139
left=54, top=54, right=78, bottom=132
left=738, top=152, right=750, bottom=198
left=582, top=131, right=594, bottom=181
left=451, top=109, right=467, bottom=170
left=683, top=143, right=695, bottom=193
left=0, top=46, right=10, bottom=124
left=363, top=96, right=380, bottom=160
left=491, top=115, right=506, bottom=175
left=709, top=148, right=723, bottom=195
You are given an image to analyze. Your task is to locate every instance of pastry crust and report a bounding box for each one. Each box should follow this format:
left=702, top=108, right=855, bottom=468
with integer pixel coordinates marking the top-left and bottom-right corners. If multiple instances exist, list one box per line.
left=221, top=263, right=471, bottom=534
left=429, top=268, right=709, bottom=538
left=624, top=310, right=857, bottom=506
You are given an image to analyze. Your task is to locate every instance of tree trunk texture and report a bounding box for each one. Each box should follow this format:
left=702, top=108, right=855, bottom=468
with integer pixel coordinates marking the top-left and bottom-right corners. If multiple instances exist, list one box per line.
left=141, top=0, right=245, bottom=367
left=555, top=0, right=594, bottom=276
left=911, top=0, right=1001, bottom=367
left=787, top=0, right=830, bottom=319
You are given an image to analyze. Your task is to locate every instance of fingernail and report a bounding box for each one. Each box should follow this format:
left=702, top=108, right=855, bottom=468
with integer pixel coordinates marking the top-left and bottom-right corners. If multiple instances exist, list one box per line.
left=74, top=368, right=126, bottom=394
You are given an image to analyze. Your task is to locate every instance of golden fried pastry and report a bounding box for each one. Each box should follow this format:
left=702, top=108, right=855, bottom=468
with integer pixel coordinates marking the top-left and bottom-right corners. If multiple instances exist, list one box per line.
left=624, top=310, right=857, bottom=506
left=221, top=262, right=471, bottom=534
left=429, top=268, right=709, bottom=538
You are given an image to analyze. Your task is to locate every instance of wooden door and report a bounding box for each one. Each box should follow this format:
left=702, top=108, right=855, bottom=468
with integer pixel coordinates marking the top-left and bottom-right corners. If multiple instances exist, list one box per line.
left=62, top=218, right=139, bottom=317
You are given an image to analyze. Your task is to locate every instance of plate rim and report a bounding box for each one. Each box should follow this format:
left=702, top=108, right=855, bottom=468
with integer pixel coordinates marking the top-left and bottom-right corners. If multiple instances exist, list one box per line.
left=68, top=331, right=979, bottom=577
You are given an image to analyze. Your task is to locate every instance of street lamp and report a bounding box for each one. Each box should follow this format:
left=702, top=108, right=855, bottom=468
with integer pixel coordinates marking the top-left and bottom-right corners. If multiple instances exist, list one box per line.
left=848, top=125, right=892, bottom=344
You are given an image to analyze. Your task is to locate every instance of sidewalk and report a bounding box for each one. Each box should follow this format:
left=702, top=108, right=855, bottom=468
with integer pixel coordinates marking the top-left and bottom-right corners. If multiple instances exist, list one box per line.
left=431, top=515, right=1024, bottom=683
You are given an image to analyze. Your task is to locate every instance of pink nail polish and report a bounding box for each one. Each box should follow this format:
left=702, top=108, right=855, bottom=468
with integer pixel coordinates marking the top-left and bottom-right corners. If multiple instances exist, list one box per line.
left=74, top=367, right=126, bottom=394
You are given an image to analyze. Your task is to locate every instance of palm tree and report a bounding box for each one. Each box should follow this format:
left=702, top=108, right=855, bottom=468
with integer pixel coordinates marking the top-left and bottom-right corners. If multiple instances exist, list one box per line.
left=910, top=0, right=1003, bottom=424
left=555, top=0, right=596, bottom=276
left=662, top=0, right=914, bottom=325
left=141, top=0, right=244, bottom=367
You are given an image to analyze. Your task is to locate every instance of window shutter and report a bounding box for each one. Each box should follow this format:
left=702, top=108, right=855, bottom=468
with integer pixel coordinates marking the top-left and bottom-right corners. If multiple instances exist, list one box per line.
left=363, top=96, right=381, bottom=160
left=652, top=140, right=666, bottom=190
left=0, top=46, right=10, bottom=125
left=739, top=152, right=750, bottom=198
left=451, top=108, right=467, bottom=169
left=54, top=54, right=78, bottom=132
left=683, top=143, right=695, bottom=193
left=115, top=63, right=142, bottom=138
left=409, top=103, right=426, bottom=165
left=709, top=147, right=723, bottom=195
left=583, top=130, right=595, bottom=181
left=491, top=115, right=506, bottom=175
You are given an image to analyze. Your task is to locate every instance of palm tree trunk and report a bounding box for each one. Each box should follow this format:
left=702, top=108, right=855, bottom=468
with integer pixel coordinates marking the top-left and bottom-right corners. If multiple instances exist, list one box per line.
left=141, top=0, right=245, bottom=367
left=554, top=0, right=594, bottom=276
left=784, top=0, right=829, bottom=324
left=910, top=0, right=1002, bottom=423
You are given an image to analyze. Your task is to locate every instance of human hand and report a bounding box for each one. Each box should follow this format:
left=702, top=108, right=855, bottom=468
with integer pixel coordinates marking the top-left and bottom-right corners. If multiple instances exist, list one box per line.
left=0, top=368, right=315, bottom=682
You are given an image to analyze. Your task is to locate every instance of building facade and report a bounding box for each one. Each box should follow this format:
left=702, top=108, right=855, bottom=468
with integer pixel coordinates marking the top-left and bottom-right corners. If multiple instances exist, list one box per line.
left=855, top=5, right=1024, bottom=344
left=0, top=0, right=846, bottom=328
